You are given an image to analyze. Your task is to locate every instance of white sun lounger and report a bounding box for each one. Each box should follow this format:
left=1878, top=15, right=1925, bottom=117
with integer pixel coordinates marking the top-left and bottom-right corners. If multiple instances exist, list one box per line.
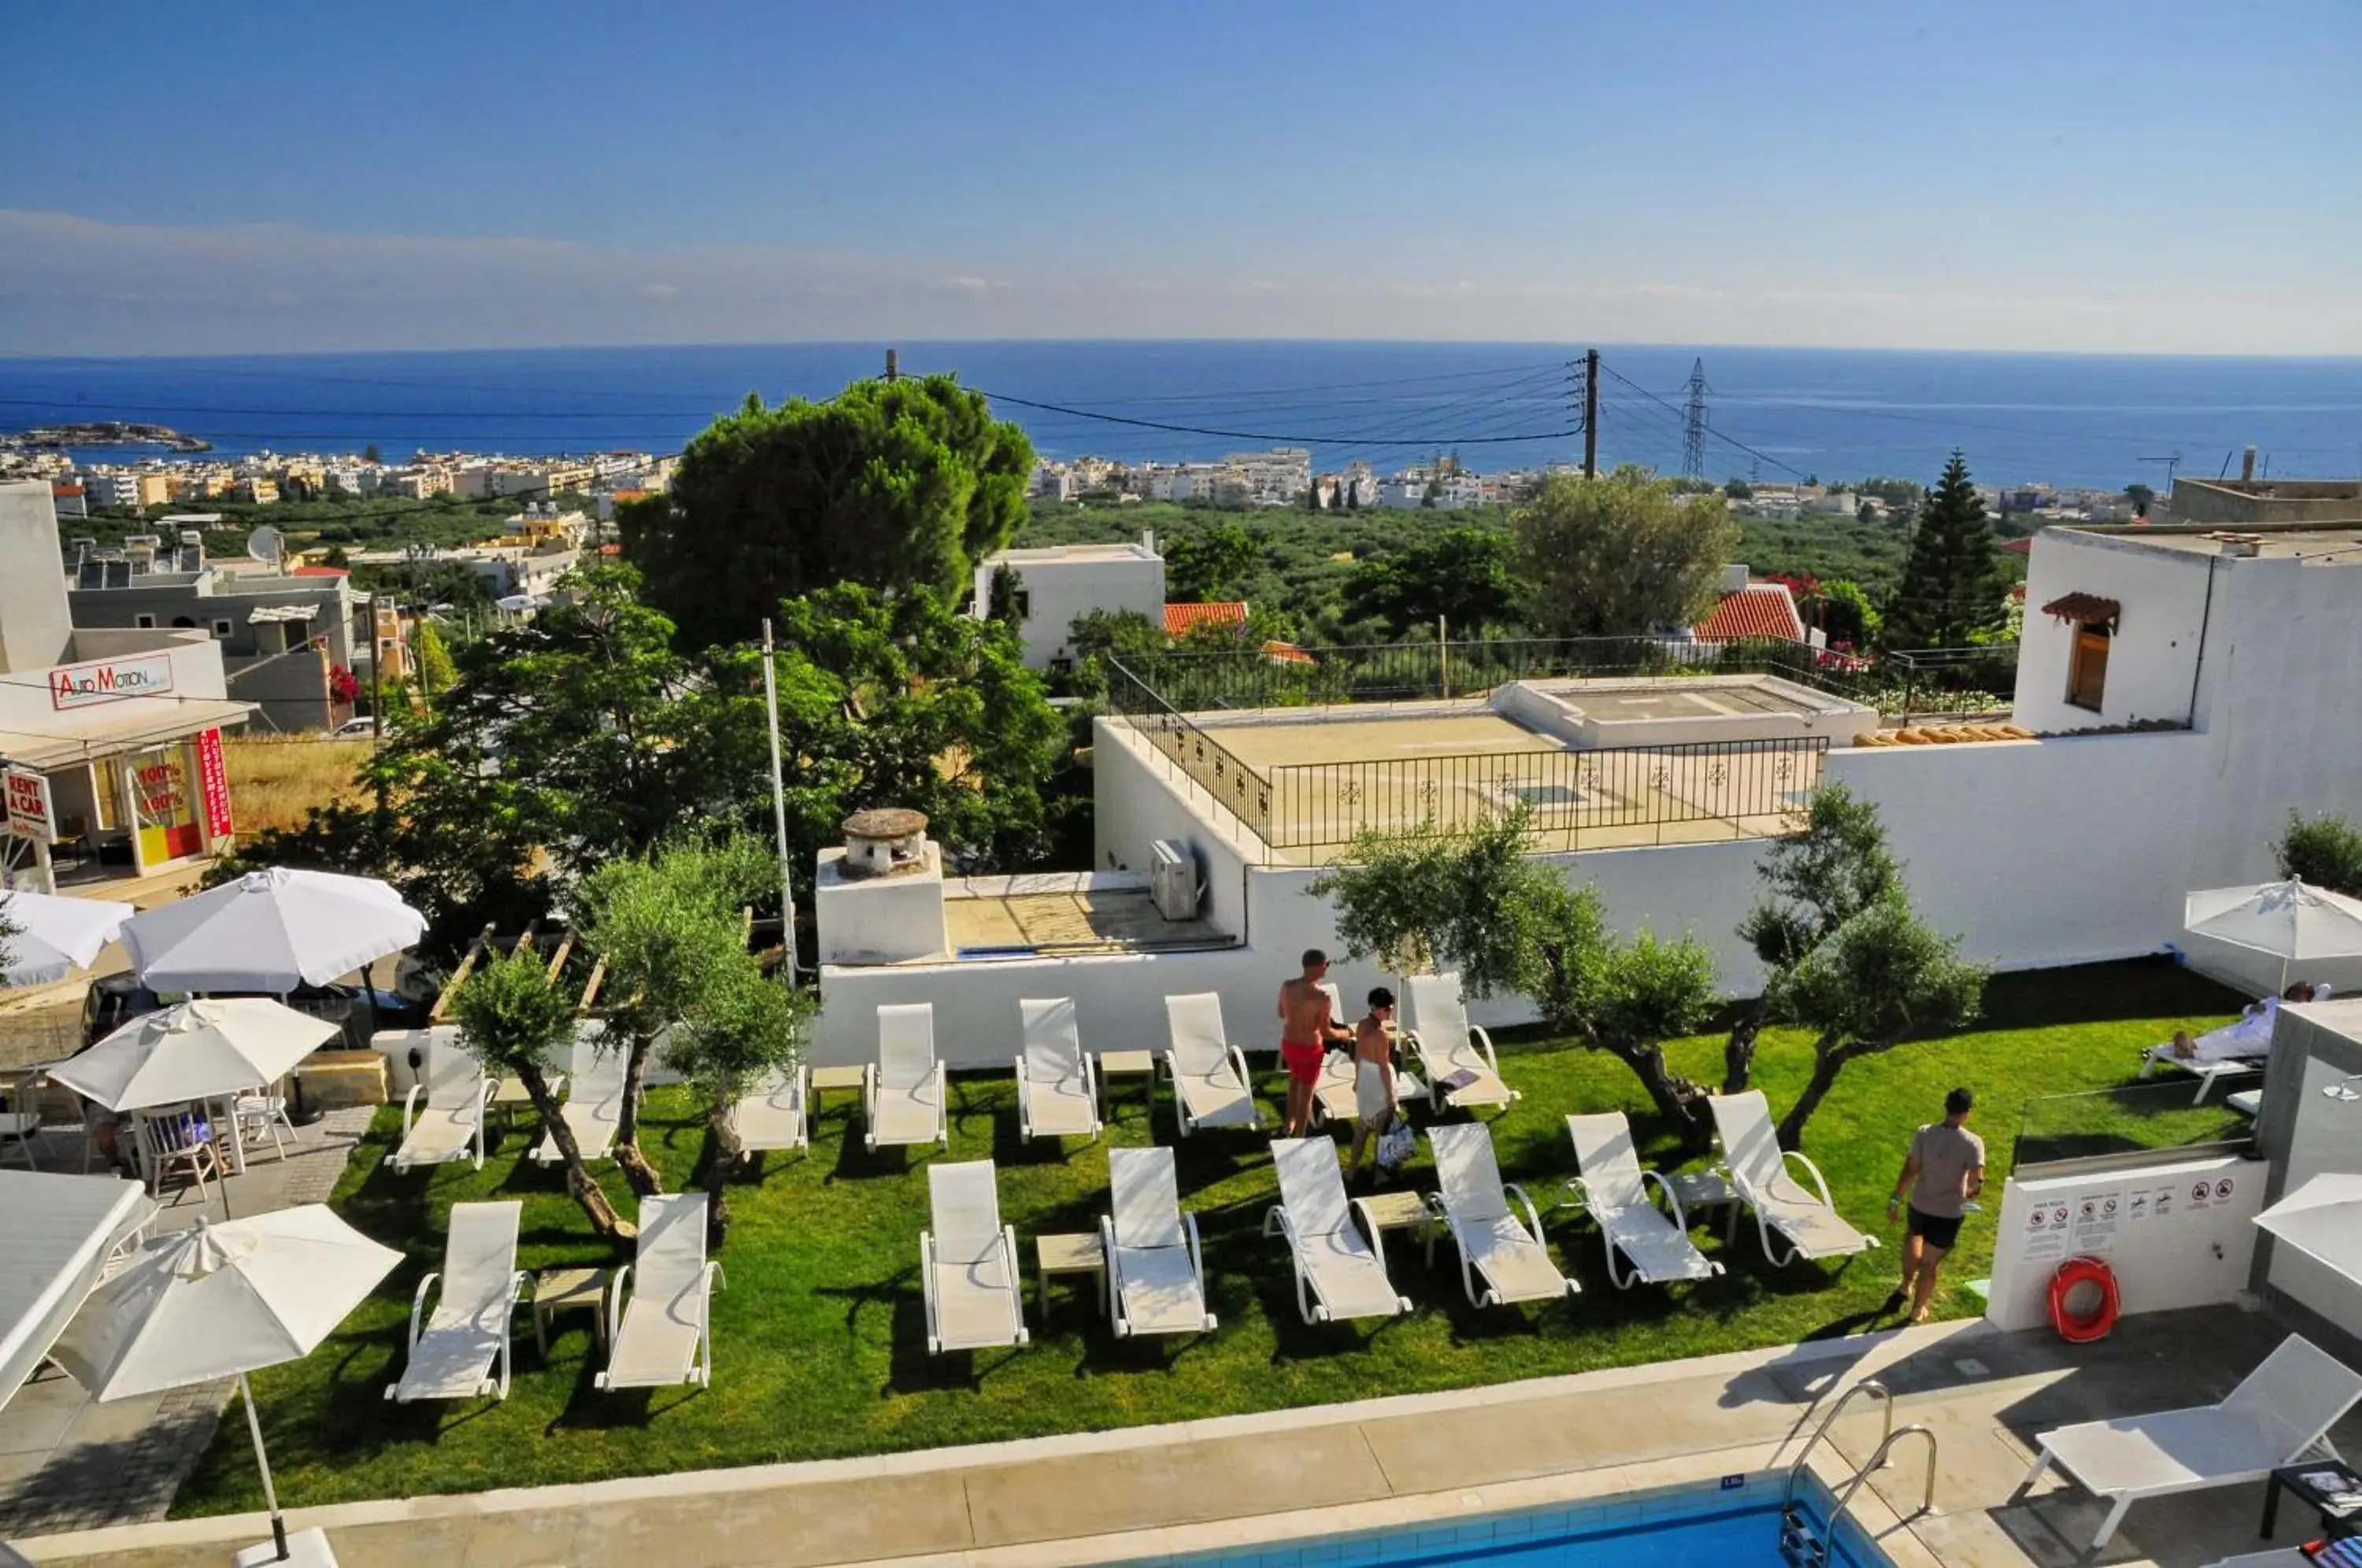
left=1404, top=973, right=1517, bottom=1113
left=1261, top=1137, right=1412, bottom=1325
left=1101, top=1146, right=1216, bottom=1337
left=1309, top=981, right=1363, bottom=1126
left=531, top=1023, right=626, bottom=1167
left=386, top=1032, right=494, bottom=1172
left=385, top=1200, right=527, bottom=1403
left=597, top=1193, right=724, bottom=1391
left=2019, top=1333, right=2362, bottom=1551
left=866, top=1004, right=949, bottom=1152
left=1161, top=993, right=1263, bottom=1135
left=1015, top=998, right=1101, bottom=1143
left=730, top=1063, right=810, bottom=1160
left=1423, top=1123, right=1576, bottom=1308
left=1564, top=1112, right=1723, bottom=1287
left=922, top=1159, right=1029, bottom=1355
left=1709, top=1091, right=1876, bottom=1265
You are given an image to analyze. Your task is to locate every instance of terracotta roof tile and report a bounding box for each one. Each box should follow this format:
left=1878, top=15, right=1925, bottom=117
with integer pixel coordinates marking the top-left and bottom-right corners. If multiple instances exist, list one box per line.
left=1164, top=601, right=1249, bottom=637
left=1694, top=583, right=1806, bottom=642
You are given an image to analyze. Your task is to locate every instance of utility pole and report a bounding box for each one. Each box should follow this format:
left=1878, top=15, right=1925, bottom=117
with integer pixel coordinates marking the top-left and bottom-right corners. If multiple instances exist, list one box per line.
left=1581, top=349, right=1600, bottom=478
left=760, top=619, right=804, bottom=983
left=884, top=348, right=899, bottom=383
left=1682, top=357, right=1710, bottom=481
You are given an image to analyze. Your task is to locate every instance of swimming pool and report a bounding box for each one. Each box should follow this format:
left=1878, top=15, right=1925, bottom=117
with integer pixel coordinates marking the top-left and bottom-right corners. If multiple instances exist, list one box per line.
left=1153, top=1472, right=1894, bottom=1568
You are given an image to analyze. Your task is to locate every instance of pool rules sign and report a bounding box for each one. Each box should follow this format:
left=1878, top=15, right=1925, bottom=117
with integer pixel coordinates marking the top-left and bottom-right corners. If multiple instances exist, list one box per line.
left=5, top=767, right=54, bottom=843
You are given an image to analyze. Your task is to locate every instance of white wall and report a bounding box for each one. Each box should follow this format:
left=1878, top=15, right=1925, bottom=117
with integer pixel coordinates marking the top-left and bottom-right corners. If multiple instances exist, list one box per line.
left=1092, top=719, right=1254, bottom=942
left=987, top=551, right=1165, bottom=668
left=2015, top=530, right=2214, bottom=734
left=1987, top=1152, right=2264, bottom=1332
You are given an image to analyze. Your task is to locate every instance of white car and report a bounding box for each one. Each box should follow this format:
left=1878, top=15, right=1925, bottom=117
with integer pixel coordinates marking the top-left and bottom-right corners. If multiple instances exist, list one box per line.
left=332, top=716, right=379, bottom=738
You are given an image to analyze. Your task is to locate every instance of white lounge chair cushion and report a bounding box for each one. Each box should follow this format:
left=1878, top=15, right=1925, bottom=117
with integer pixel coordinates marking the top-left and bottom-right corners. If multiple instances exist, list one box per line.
left=1457, top=1213, right=1568, bottom=1302
left=1272, top=1139, right=1402, bottom=1320
left=872, top=1005, right=942, bottom=1146
left=732, top=1068, right=806, bottom=1151
left=1020, top=999, right=1098, bottom=1137
left=1712, top=1092, right=1871, bottom=1259
left=873, top=1084, right=942, bottom=1145
left=394, top=1201, right=519, bottom=1401
left=1164, top=993, right=1258, bottom=1126
left=1024, top=1073, right=1097, bottom=1137
left=604, top=1195, right=713, bottom=1388
left=534, top=1028, right=628, bottom=1163
left=2042, top=1409, right=2292, bottom=1495
left=1312, top=1051, right=1359, bottom=1120
left=1752, top=1177, right=1874, bottom=1258
left=396, top=1110, right=479, bottom=1164
left=927, top=1161, right=1023, bottom=1349
left=1113, top=1245, right=1205, bottom=1333
left=1597, top=1204, right=1719, bottom=1281
left=1109, top=1147, right=1207, bottom=1333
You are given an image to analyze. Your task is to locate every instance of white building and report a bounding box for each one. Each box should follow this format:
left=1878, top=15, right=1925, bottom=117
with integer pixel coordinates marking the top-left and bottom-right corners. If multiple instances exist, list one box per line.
left=816, top=512, right=2362, bottom=1072
left=969, top=532, right=1166, bottom=669
left=78, top=472, right=143, bottom=510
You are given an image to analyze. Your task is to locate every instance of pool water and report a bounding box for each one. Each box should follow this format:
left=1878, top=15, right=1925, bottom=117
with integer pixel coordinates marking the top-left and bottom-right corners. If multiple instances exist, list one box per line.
left=1164, top=1474, right=1894, bottom=1568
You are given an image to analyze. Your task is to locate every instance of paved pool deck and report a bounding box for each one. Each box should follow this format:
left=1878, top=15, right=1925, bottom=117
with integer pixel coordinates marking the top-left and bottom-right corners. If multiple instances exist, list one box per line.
left=11, top=1302, right=2352, bottom=1568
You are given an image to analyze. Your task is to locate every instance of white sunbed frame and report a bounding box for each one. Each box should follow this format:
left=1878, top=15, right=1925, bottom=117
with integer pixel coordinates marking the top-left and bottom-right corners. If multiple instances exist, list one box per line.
left=1403, top=973, right=1519, bottom=1115
left=1261, top=1137, right=1412, bottom=1326
left=730, top=1062, right=811, bottom=1162
left=596, top=1193, right=725, bottom=1392
left=2016, top=1333, right=2362, bottom=1551
left=1423, top=1122, right=1577, bottom=1309
left=1100, top=1145, right=1216, bottom=1338
left=1709, top=1090, right=1876, bottom=1266
left=384, top=1200, right=528, bottom=1404
left=386, top=1034, right=495, bottom=1173
left=1015, top=997, right=1102, bottom=1144
left=1563, top=1111, right=1723, bottom=1288
left=921, top=1159, right=1030, bottom=1355
left=1309, top=980, right=1369, bottom=1127
left=865, top=1003, right=950, bottom=1153
left=530, top=1023, right=627, bottom=1167
left=1161, top=993, right=1264, bottom=1137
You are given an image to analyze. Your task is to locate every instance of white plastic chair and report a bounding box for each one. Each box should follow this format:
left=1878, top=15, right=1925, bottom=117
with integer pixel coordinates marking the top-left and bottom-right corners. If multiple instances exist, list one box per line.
left=1101, top=1146, right=1216, bottom=1337
left=233, top=1078, right=296, bottom=1164
left=1404, top=973, right=1518, bottom=1114
left=1161, top=993, right=1262, bottom=1136
left=1261, top=1137, right=1412, bottom=1325
left=1564, top=1111, right=1723, bottom=1287
left=387, top=1036, right=494, bottom=1173
left=921, top=1160, right=1028, bottom=1355
left=2020, top=1333, right=2362, bottom=1551
left=1015, top=998, right=1101, bottom=1143
left=597, top=1193, right=725, bottom=1391
left=1424, top=1123, right=1576, bottom=1308
left=1708, top=1092, right=1875, bottom=1264
left=865, top=1004, right=948, bottom=1152
left=131, top=1104, right=222, bottom=1201
left=385, top=1200, right=527, bottom=1404
left=531, top=1023, right=627, bottom=1166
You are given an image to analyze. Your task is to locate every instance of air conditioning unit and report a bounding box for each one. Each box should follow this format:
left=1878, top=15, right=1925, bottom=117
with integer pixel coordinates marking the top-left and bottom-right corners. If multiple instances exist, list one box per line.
left=1149, top=838, right=1202, bottom=922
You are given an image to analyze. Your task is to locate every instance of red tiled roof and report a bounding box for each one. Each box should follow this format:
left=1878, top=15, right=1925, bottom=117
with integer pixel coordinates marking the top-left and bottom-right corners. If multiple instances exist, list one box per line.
left=2041, top=591, right=2120, bottom=627
left=1164, top=601, right=1248, bottom=637
left=291, top=564, right=350, bottom=577
left=1262, top=639, right=1315, bottom=665
left=1694, top=583, right=1806, bottom=642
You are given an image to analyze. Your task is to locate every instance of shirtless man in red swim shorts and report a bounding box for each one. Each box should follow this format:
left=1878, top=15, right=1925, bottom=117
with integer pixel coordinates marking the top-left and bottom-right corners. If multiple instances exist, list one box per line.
left=1277, top=949, right=1351, bottom=1137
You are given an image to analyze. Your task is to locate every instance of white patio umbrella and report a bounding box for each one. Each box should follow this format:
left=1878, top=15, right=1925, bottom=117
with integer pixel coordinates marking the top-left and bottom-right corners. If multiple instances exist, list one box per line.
left=0, top=890, right=135, bottom=988
left=50, top=1204, right=400, bottom=1562
left=2255, top=1173, right=2362, bottom=1287
left=121, top=867, right=425, bottom=995
left=2184, top=878, right=2362, bottom=993
left=47, top=999, right=337, bottom=1114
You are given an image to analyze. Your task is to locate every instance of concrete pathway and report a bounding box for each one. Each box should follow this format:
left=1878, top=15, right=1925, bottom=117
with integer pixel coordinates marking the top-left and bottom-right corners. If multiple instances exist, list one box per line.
left=0, top=1108, right=376, bottom=1541
left=11, top=1303, right=2355, bottom=1567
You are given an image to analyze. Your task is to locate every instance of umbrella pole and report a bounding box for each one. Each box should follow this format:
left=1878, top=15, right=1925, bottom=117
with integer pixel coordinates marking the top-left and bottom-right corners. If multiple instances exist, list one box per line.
left=236, top=1371, right=290, bottom=1561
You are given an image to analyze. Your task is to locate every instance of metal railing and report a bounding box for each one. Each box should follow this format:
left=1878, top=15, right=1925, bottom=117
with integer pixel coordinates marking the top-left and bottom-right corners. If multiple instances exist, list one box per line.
left=1264, top=734, right=1827, bottom=856
left=1104, top=659, right=1276, bottom=845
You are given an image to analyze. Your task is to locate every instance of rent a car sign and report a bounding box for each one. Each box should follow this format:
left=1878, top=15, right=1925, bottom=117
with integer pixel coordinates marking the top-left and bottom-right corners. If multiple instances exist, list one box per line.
left=49, top=653, right=176, bottom=710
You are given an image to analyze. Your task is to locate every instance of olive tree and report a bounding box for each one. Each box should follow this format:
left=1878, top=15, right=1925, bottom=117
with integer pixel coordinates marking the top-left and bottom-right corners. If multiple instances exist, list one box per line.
left=1309, top=811, right=1725, bottom=1145
left=450, top=949, right=627, bottom=1241
left=661, top=956, right=810, bottom=1246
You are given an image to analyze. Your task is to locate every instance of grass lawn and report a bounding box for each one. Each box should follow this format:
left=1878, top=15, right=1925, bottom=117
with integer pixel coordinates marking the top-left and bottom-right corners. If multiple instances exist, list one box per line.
left=173, top=958, right=2243, bottom=1517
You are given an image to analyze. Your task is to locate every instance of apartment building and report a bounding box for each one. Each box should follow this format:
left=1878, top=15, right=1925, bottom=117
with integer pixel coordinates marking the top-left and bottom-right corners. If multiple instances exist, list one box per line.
left=969, top=531, right=1165, bottom=668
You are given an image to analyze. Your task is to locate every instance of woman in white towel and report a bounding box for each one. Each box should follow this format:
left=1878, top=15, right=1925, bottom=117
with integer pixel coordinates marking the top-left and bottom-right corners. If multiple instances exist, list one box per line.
left=1346, top=987, right=1399, bottom=1183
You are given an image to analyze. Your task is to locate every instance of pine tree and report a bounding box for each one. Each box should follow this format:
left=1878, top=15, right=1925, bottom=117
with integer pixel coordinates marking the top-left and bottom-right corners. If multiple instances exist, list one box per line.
left=1884, top=450, right=2005, bottom=649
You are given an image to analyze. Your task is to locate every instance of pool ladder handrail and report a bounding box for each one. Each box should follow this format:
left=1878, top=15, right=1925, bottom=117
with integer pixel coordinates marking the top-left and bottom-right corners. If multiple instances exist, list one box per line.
left=1827, top=1425, right=1939, bottom=1522
left=1781, top=1379, right=1895, bottom=1513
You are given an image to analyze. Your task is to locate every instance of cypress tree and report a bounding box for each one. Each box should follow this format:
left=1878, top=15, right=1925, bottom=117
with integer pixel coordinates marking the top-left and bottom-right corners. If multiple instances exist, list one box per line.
left=1884, top=450, right=2005, bottom=649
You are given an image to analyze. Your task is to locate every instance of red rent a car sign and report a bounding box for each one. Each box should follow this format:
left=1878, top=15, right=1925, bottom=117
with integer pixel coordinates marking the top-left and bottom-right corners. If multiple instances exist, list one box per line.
left=50, top=653, right=176, bottom=710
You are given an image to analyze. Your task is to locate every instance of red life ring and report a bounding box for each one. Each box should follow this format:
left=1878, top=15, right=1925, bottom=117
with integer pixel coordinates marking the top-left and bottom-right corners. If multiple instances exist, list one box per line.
left=2049, top=1256, right=2120, bottom=1343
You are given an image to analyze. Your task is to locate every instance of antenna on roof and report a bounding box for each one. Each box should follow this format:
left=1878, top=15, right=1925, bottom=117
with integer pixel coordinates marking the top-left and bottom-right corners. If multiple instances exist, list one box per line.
left=246, top=525, right=283, bottom=568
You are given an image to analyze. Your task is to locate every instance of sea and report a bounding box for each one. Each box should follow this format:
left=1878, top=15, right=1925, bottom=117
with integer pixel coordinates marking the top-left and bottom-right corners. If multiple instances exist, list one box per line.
left=6, top=341, right=2360, bottom=492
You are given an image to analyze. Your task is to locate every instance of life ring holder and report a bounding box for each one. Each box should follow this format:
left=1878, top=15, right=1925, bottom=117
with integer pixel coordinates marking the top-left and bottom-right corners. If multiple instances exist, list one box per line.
left=2049, top=1255, right=2120, bottom=1343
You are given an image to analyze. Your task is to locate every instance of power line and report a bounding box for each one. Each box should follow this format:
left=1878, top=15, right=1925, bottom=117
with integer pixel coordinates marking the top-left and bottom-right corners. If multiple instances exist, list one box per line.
left=1602, top=365, right=1811, bottom=480
left=944, top=384, right=1579, bottom=448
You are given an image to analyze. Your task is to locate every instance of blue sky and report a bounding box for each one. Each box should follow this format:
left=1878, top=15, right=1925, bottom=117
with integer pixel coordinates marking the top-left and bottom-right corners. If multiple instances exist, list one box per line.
left=6, top=0, right=2358, bottom=354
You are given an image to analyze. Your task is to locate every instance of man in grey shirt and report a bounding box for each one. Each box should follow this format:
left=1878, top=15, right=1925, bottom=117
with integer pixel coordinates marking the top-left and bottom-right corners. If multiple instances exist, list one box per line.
left=1886, top=1087, right=1985, bottom=1324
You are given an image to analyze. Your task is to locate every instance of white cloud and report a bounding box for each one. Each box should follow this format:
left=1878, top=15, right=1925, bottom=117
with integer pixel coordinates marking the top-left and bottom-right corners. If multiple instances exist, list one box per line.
left=0, top=209, right=2353, bottom=355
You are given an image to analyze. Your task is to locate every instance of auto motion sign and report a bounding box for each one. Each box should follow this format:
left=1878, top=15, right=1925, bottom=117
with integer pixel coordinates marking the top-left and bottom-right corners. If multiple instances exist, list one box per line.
left=49, top=653, right=176, bottom=711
